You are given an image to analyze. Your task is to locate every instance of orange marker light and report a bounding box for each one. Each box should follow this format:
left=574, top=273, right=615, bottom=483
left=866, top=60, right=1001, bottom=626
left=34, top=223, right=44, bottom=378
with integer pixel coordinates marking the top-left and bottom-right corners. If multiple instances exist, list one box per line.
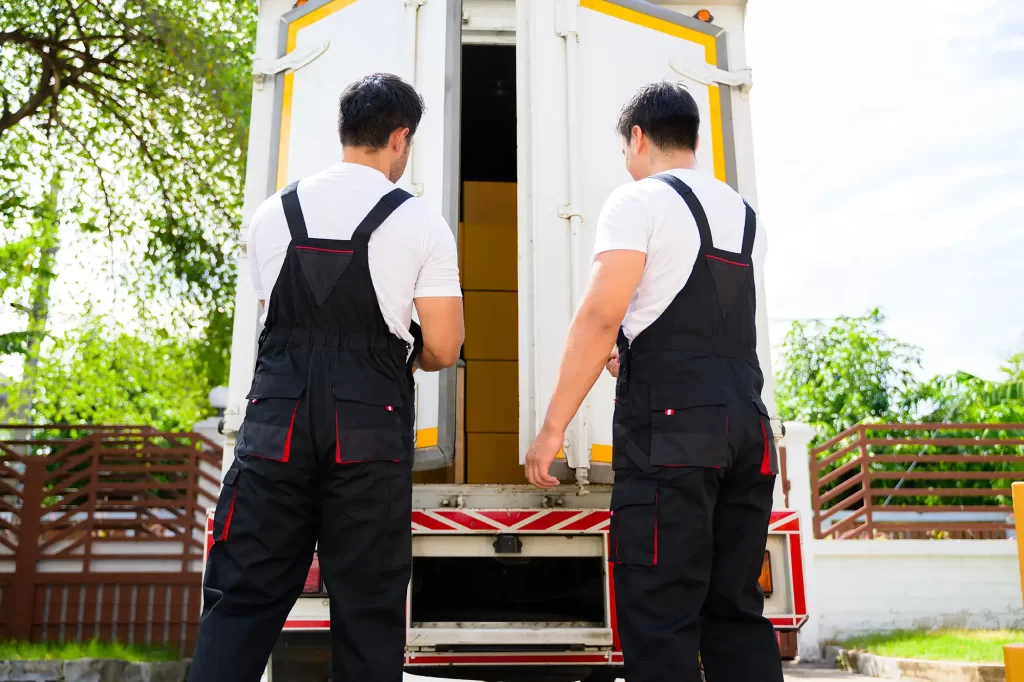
left=759, top=551, right=773, bottom=597
left=694, top=9, right=714, bottom=23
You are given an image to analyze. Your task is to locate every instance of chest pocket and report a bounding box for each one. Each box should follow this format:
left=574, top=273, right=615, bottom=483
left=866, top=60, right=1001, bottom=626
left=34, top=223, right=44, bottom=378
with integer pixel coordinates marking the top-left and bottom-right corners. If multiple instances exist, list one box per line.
left=334, top=380, right=410, bottom=464
left=236, top=377, right=306, bottom=463
left=648, top=385, right=729, bottom=468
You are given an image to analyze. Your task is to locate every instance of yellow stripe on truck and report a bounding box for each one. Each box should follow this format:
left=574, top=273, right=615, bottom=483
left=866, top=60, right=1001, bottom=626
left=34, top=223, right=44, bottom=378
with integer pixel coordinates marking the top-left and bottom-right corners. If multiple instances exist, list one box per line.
left=277, top=0, right=359, bottom=190
left=416, top=427, right=438, bottom=449
left=580, top=0, right=728, bottom=183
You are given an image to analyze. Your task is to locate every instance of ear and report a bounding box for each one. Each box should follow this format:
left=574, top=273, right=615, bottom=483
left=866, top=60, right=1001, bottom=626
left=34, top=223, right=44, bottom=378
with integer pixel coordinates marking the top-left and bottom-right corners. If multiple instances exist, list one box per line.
left=389, top=127, right=410, bottom=152
left=631, top=125, right=646, bottom=154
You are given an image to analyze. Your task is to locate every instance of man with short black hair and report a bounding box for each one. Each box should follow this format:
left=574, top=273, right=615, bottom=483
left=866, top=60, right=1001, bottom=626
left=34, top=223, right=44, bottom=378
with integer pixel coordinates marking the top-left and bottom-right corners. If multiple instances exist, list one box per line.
left=525, top=81, right=783, bottom=682
left=189, top=73, right=463, bottom=682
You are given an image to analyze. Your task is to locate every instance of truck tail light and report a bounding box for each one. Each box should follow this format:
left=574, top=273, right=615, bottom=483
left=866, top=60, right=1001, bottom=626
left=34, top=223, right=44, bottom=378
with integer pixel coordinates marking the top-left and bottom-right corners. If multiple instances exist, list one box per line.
left=759, top=551, right=773, bottom=597
left=303, top=554, right=322, bottom=593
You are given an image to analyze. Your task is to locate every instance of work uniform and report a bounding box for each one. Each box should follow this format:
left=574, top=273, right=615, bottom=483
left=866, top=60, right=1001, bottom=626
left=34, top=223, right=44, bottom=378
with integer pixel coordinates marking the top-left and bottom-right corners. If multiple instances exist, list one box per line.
left=189, top=172, right=442, bottom=681
left=607, top=172, right=782, bottom=682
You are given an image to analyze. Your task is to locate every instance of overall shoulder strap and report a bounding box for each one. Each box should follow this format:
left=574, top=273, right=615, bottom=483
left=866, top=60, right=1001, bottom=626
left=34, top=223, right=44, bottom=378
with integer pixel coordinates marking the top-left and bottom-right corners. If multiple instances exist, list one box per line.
left=280, top=181, right=308, bottom=240
left=740, top=201, right=756, bottom=257
left=652, top=173, right=714, bottom=250
left=352, top=188, right=414, bottom=242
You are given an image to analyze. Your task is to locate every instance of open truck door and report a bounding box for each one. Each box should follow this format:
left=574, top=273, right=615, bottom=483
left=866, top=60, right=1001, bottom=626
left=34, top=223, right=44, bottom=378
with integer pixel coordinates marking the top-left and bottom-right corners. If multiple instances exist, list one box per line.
left=227, top=0, right=463, bottom=477
left=518, top=0, right=761, bottom=482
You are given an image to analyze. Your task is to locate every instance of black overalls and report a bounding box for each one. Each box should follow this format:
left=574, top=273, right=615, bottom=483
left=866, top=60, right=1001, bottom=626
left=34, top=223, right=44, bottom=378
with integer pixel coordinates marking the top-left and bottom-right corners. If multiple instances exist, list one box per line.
left=610, top=174, right=783, bottom=682
left=189, top=182, right=416, bottom=682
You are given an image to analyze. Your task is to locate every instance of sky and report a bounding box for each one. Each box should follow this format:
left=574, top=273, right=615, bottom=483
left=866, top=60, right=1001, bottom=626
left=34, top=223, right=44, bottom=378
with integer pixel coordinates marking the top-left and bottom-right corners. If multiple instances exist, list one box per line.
left=745, top=0, right=1024, bottom=380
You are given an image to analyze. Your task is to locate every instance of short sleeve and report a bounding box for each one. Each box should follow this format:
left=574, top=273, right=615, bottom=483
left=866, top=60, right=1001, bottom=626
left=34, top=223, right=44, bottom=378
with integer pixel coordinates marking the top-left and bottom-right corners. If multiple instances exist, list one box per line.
left=247, top=204, right=268, bottom=300
left=414, top=214, right=463, bottom=299
left=593, top=183, right=652, bottom=258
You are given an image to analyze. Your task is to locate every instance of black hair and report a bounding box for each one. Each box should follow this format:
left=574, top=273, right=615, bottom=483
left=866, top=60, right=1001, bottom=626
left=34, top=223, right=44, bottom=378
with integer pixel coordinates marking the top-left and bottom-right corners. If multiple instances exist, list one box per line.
left=616, top=81, right=700, bottom=151
left=338, top=73, right=425, bottom=149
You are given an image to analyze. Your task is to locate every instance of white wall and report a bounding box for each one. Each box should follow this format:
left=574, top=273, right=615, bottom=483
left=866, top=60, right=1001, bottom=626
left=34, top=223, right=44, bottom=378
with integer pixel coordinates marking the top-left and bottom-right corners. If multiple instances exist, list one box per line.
left=812, top=540, right=1022, bottom=641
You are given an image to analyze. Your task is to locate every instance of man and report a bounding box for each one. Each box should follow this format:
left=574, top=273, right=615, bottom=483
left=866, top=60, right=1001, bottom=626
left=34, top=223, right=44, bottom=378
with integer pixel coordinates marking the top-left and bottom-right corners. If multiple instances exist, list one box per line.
left=524, top=81, right=782, bottom=682
left=189, top=73, right=464, bottom=682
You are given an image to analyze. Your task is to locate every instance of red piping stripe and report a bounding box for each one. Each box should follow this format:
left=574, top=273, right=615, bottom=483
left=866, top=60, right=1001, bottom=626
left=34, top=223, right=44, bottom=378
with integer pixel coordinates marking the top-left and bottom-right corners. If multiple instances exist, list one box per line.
left=652, top=492, right=659, bottom=566
left=760, top=420, right=773, bottom=475
left=706, top=254, right=749, bottom=267
left=294, top=246, right=353, bottom=254
left=219, top=486, right=237, bottom=541
left=282, top=400, right=299, bottom=463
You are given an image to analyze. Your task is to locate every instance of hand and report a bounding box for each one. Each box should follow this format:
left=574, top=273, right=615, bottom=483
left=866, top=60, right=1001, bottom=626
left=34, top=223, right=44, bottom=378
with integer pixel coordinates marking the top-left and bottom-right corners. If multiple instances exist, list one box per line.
left=524, top=424, right=564, bottom=489
left=605, top=346, right=620, bottom=378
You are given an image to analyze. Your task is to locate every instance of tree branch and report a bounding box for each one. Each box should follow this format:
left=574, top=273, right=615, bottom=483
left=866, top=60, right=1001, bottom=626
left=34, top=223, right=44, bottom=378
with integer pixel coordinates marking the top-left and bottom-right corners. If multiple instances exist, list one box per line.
left=0, top=62, right=55, bottom=134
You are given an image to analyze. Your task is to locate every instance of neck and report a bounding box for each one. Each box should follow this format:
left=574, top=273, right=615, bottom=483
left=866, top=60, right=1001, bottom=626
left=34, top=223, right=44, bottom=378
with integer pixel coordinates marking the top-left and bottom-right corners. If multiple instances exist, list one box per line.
left=341, top=146, right=390, bottom=178
left=647, top=149, right=697, bottom=176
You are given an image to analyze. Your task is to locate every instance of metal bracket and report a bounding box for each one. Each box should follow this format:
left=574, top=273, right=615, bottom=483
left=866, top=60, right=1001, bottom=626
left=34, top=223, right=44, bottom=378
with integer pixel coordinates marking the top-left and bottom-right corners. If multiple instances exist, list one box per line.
left=252, top=42, right=330, bottom=90
left=771, top=416, right=785, bottom=445
left=669, top=56, right=753, bottom=95
left=557, top=206, right=583, bottom=221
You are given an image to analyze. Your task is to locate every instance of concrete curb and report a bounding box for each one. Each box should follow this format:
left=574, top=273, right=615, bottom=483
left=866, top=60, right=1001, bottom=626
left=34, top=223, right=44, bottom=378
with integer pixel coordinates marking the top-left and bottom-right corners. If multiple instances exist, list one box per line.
left=829, top=647, right=1005, bottom=682
left=0, top=659, right=190, bottom=682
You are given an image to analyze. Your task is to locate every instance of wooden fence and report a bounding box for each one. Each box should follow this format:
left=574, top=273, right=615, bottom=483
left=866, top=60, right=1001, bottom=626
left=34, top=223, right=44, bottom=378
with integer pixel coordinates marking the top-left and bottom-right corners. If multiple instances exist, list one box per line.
left=810, top=424, right=1024, bottom=540
left=0, top=425, right=221, bottom=652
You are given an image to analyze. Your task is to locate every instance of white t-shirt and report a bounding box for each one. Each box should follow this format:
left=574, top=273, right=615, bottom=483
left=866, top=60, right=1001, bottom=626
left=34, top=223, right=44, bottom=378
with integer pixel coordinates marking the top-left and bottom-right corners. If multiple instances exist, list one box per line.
left=593, top=168, right=767, bottom=342
left=247, top=162, right=462, bottom=344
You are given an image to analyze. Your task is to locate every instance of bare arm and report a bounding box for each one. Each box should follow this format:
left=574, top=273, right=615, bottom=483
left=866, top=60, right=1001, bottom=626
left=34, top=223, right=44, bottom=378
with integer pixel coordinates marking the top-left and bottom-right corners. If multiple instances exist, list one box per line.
left=525, top=250, right=645, bottom=488
left=414, top=296, right=464, bottom=371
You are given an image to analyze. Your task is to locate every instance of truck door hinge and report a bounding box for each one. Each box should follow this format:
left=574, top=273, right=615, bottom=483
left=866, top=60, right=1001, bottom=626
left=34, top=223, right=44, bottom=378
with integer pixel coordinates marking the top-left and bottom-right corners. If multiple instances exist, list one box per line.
left=669, top=56, right=753, bottom=95
left=252, top=42, right=330, bottom=90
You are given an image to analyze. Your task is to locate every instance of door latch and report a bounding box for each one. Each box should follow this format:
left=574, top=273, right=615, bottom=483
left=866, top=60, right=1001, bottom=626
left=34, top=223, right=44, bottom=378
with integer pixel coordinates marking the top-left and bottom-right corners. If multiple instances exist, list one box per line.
left=252, top=42, right=330, bottom=90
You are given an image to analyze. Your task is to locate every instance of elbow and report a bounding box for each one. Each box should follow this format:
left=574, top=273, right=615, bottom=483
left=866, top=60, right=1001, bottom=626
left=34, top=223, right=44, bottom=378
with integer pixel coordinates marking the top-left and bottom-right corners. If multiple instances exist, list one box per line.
left=421, top=342, right=462, bottom=371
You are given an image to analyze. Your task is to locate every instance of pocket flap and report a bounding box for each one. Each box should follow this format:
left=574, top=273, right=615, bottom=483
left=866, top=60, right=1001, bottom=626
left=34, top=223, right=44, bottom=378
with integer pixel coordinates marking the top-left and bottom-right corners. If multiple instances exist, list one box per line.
left=333, top=380, right=403, bottom=408
left=611, top=478, right=657, bottom=510
left=650, top=385, right=726, bottom=411
left=246, top=375, right=306, bottom=400
left=222, top=464, right=239, bottom=486
left=751, top=395, right=770, bottom=418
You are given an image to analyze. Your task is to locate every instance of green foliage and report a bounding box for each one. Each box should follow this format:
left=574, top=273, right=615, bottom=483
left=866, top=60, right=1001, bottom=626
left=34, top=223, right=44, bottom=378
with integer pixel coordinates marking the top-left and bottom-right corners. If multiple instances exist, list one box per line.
left=0, top=0, right=255, bottom=366
left=2, top=318, right=215, bottom=431
left=775, top=309, right=921, bottom=439
left=0, top=639, right=179, bottom=662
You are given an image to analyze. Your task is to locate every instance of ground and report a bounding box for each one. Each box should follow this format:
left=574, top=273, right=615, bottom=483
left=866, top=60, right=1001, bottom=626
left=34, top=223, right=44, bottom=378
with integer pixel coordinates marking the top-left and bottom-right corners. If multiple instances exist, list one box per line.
left=405, top=664, right=861, bottom=682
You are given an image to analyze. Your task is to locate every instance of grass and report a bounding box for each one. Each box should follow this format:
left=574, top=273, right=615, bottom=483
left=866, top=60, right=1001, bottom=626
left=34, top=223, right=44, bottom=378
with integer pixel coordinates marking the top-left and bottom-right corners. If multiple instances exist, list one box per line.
left=840, top=629, right=1024, bottom=663
left=0, top=639, right=180, bottom=662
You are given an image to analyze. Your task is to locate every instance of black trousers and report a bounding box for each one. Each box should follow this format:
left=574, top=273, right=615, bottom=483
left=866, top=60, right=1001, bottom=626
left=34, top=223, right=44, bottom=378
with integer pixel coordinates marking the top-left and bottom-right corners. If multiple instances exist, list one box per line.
left=188, top=396, right=413, bottom=682
left=611, top=436, right=782, bottom=682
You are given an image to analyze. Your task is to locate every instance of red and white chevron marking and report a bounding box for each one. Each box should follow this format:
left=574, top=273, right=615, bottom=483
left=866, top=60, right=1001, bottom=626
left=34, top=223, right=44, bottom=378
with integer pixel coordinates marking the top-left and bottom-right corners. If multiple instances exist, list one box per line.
left=412, top=509, right=611, bottom=534
left=768, top=510, right=801, bottom=534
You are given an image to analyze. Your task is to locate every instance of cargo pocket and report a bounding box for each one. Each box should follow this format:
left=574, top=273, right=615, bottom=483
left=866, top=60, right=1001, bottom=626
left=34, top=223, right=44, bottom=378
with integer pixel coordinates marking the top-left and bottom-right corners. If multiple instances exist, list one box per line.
left=213, top=464, right=239, bottom=542
left=752, top=395, right=780, bottom=476
left=236, top=377, right=306, bottom=463
left=648, top=385, right=729, bottom=468
left=334, top=380, right=409, bottom=464
left=609, top=478, right=658, bottom=566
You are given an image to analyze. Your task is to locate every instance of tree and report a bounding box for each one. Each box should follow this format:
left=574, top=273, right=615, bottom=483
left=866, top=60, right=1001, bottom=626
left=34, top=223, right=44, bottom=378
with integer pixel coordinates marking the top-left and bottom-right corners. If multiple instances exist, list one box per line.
left=3, top=317, right=216, bottom=432
left=0, top=0, right=254, bottom=409
left=775, top=309, right=921, bottom=440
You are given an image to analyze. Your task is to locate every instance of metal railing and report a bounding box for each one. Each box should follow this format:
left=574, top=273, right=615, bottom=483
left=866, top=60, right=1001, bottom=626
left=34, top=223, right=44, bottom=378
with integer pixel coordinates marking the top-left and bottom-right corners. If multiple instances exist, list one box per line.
left=809, top=424, right=1024, bottom=540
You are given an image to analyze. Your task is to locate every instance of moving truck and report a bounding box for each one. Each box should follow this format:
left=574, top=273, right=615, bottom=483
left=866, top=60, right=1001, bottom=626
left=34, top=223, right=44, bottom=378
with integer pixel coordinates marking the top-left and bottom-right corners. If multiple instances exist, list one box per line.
left=206, top=0, right=809, bottom=679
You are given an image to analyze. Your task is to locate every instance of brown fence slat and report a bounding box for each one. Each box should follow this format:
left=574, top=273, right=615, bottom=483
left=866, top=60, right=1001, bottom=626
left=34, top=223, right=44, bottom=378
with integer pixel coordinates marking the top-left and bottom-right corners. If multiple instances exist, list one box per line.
left=810, top=423, right=1023, bottom=539
left=0, top=425, right=220, bottom=650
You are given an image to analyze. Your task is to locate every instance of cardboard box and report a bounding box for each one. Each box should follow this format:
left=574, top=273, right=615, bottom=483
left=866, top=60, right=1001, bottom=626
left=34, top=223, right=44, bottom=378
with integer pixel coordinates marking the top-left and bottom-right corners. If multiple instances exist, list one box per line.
left=466, top=432, right=524, bottom=485
left=463, top=181, right=516, bottom=225
left=465, top=360, right=518, bottom=433
left=464, top=291, right=518, bottom=361
left=463, top=221, right=517, bottom=291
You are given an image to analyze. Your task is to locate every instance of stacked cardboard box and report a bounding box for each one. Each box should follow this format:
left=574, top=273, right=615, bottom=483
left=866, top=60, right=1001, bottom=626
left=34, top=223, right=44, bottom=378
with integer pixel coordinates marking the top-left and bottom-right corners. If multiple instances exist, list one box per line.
left=461, top=182, right=521, bottom=484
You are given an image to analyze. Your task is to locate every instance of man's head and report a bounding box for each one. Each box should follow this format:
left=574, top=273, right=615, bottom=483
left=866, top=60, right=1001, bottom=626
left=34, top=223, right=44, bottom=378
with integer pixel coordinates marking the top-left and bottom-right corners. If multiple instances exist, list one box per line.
left=616, top=81, right=700, bottom=181
left=338, top=73, right=425, bottom=182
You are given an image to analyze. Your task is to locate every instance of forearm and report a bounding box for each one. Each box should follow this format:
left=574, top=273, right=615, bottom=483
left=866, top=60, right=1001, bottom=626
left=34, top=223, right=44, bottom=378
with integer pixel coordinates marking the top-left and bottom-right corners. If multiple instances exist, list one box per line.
left=542, top=308, right=621, bottom=431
